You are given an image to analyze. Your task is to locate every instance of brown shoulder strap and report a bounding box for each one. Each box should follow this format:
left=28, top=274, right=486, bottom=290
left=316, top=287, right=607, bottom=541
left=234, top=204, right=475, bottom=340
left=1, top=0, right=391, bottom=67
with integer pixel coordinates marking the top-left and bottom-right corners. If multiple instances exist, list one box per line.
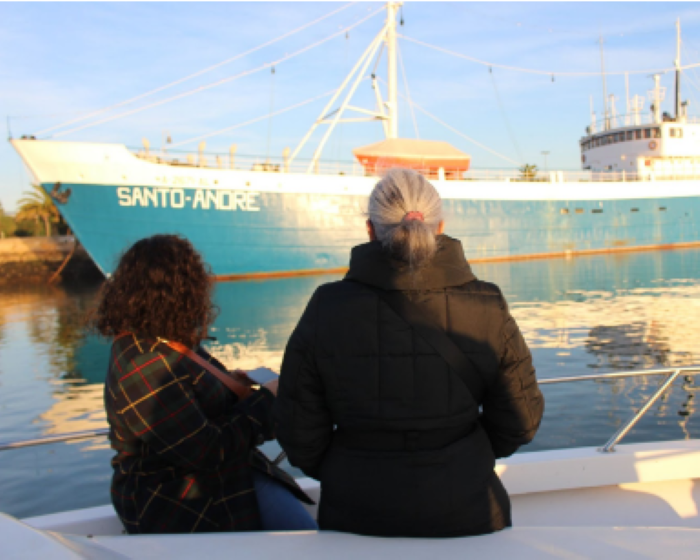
left=165, top=340, right=253, bottom=401
left=114, top=333, right=252, bottom=400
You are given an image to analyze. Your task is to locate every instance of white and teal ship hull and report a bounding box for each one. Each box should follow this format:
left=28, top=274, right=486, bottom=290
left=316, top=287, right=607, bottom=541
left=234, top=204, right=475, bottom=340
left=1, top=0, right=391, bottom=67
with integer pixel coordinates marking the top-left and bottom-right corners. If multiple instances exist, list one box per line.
left=12, top=139, right=700, bottom=278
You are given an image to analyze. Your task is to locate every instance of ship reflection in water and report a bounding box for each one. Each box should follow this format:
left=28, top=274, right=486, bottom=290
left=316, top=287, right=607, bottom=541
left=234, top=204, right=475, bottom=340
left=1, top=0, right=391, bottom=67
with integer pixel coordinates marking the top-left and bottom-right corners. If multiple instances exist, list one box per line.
left=1, top=247, right=700, bottom=517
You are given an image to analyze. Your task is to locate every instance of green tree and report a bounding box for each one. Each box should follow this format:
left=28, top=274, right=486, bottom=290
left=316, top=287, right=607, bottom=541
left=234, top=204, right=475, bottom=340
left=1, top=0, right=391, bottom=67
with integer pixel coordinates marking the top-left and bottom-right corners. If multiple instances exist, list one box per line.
left=0, top=200, right=16, bottom=237
left=519, top=164, right=538, bottom=181
left=15, top=184, right=60, bottom=237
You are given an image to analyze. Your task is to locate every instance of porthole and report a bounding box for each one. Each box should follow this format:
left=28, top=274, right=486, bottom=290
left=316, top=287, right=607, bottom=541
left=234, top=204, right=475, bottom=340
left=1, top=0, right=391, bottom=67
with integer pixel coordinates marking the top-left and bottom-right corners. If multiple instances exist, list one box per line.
left=659, top=207, right=667, bottom=211
left=592, top=209, right=603, bottom=214
left=560, top=208, right=569, bottom=215
left=631, top=208, right=639, bottom=212
left=575, top=208, right=584, bottom=214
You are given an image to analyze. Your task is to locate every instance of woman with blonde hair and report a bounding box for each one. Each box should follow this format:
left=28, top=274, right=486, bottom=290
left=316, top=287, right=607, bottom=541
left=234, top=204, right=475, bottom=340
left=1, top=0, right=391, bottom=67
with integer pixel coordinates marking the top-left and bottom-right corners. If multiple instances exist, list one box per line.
left=275, top=168, right=544, bottom=537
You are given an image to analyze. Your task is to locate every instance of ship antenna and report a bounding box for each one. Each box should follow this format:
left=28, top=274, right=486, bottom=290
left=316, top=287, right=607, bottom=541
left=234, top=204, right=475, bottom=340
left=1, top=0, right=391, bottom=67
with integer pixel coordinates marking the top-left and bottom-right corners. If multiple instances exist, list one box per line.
left=598, top=35, right=609, bottom=131
left=386, top=1, right=400, bottom=139
left=675, top=18, right=682, bottom=120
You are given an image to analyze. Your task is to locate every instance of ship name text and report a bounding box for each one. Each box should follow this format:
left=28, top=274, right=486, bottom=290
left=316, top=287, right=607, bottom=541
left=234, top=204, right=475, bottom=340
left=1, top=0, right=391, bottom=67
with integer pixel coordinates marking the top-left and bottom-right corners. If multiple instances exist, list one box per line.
left=117, top=187, right=260, bottom=211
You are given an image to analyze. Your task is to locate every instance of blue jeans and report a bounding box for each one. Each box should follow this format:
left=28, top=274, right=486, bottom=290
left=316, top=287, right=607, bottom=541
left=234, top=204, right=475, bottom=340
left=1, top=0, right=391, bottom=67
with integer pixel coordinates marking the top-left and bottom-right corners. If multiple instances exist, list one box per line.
left=252, top=471, right=318, bottom=531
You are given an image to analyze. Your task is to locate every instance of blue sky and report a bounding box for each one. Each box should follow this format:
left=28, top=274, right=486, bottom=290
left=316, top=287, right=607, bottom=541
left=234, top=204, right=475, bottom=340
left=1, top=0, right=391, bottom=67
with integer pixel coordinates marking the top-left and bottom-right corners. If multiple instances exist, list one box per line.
left=3, top=1, right=700, bottom=211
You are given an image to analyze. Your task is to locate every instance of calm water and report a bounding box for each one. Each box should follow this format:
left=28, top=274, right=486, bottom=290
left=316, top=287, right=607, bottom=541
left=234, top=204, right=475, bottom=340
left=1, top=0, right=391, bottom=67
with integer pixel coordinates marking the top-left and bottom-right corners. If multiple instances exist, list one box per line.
left=2, top=249, right=700, bottom=518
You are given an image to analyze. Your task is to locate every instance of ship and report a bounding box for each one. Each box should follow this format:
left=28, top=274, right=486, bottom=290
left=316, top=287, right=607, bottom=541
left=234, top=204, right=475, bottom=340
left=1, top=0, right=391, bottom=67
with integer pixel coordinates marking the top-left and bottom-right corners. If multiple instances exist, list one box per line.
left=10, top=3, right=700, bottom=279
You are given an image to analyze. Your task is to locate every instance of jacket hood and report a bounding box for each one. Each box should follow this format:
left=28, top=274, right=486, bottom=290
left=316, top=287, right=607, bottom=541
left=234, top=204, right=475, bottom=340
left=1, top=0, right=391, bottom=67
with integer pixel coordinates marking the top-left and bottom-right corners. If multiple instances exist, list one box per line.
left=344, top=235, right=476, bottom=291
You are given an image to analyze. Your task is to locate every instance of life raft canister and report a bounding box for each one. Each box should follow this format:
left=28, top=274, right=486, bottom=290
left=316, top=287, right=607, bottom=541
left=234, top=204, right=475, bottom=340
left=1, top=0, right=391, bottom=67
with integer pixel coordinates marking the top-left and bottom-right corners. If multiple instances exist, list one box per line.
left=649, top=141, right=658, bottom=150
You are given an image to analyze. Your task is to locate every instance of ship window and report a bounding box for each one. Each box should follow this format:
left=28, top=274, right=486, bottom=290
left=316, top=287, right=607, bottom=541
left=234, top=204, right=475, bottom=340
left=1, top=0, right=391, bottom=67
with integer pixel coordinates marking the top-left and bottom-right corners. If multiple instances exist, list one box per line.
left=635, top=129, right=642, bottom=140
left=670, top=128, right=676, bottom=137
left=678, top=129, right=684, bottom=138
left=659, top=207, right=667, bottom=211
left=561, top=208, right=569, bottom=215
left=644, top=128, right=651, bottom=139
left=575, top=208, right=584, bottom=214
left=653, top=127, right=661, bottom=138
left=619, top=133, right=625, bottom=142
left=631, top=208, right=639, bottom=212
left=626, top=131, right=634, bottom=141
left=592, top=209, right=603, bottom=213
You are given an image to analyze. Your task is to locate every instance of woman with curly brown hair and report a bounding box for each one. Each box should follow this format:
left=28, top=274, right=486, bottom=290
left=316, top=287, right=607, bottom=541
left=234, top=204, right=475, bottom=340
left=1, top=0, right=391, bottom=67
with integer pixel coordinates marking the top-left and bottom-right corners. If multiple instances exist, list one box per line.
left=94, top=234, right=316, bottom=534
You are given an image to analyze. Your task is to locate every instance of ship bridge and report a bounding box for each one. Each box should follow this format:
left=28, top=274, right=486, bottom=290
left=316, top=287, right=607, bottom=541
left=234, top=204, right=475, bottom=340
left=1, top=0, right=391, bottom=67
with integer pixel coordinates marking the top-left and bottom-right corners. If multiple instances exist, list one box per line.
left=580, top=119, right=700, bottom=180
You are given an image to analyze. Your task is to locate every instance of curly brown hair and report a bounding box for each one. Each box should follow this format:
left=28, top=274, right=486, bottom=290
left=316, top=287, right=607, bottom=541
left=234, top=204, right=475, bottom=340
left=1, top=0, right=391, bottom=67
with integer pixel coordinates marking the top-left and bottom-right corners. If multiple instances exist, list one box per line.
left=91, top=235, right=217, bottom=348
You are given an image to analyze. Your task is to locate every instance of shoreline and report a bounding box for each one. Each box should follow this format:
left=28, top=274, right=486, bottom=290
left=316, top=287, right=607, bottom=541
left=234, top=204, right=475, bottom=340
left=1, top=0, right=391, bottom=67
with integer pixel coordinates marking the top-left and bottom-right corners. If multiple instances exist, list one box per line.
left=0, top=236, right=102, bottom=285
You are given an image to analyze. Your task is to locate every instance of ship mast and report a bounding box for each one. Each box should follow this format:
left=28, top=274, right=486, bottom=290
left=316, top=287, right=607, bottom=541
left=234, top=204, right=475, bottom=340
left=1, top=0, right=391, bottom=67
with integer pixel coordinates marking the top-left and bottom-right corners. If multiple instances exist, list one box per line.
left=386, top=2, right=399, bottom=139
left=675, top=18, right=681, bottom=120
left=598, top=36, right=609, bottom=131
left=287, top=2, right=401, bottom=172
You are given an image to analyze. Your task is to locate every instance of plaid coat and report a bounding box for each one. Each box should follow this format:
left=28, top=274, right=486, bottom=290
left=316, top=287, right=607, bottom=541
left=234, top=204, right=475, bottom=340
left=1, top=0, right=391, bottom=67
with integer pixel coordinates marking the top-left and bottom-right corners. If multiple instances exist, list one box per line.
left=105, top=334, right=310, bottom=534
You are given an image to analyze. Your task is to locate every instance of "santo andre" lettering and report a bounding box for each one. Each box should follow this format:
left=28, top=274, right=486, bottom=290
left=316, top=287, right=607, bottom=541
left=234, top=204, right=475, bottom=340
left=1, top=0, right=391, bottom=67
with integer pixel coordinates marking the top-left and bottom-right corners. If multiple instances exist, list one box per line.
left=117, top=187, right=261, bottom=211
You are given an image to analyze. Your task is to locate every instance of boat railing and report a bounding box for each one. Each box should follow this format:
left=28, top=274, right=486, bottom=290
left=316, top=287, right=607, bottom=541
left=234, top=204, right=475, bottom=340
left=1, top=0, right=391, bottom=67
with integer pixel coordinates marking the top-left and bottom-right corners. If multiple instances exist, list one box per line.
left=1, top=366, right=698, bottom=456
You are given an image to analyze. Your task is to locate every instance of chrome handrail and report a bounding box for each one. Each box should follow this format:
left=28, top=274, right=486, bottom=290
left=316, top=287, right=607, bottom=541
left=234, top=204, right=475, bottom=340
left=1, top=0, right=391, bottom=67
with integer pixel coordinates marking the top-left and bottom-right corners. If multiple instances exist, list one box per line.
left=0, top=429, right=109, bottom=451
left=0, top=366, right=698, bottom=454
left=599, top=368, right=685, bottom=453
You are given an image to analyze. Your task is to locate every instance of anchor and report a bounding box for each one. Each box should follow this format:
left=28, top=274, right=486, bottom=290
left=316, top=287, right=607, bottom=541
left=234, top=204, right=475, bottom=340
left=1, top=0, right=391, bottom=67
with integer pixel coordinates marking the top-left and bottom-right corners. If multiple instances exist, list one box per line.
left=49, top=182, right=71, bottom=204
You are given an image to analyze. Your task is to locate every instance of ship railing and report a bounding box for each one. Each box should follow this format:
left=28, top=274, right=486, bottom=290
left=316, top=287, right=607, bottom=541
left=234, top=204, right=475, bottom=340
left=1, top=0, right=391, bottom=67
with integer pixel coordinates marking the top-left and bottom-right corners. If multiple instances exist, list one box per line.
left=129, top=148, right=700, bottom=184
left=131, top=146, right=700, bottom=184
left=588, top=112, right=700, bottom=134
left=590, top=111, right=656, bottom=133
left=132, top=148, right=369, bottom=177
left=1, top=366, right=698, bottom=456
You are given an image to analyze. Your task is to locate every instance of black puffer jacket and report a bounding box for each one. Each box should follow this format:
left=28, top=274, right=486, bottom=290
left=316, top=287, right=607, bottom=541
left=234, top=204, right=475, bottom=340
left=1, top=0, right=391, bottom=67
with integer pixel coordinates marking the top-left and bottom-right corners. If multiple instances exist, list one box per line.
left=274, top=236, right=544, bottom=537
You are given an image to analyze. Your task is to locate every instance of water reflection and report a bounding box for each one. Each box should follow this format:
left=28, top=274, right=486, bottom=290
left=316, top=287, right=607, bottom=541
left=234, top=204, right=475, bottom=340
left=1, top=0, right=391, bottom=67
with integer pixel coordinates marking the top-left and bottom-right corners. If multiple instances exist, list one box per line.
left=1, top=248, right=700, bottom=517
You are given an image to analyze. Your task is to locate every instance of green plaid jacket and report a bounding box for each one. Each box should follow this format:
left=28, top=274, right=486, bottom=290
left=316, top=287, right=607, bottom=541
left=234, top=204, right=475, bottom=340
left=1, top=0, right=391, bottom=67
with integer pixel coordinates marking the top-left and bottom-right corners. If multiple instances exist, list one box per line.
left=105, top=334, right=308, bottom=534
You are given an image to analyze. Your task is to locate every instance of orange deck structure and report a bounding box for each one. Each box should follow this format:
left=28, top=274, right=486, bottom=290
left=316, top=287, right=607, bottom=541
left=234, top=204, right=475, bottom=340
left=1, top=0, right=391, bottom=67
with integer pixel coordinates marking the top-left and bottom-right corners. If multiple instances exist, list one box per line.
left=353, top=138, right=471, bottom=180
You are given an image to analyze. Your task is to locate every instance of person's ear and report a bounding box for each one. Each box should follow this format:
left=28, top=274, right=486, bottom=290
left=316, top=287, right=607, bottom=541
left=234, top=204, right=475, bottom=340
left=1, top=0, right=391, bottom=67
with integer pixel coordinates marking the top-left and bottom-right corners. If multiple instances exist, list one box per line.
left=366, top=219, right=377, bottom=241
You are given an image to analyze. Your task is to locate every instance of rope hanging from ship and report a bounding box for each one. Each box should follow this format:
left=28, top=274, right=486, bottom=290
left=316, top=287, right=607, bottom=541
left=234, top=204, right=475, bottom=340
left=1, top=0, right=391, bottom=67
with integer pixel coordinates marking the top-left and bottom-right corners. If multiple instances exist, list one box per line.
left=34, top=2, right=360, bottom=137
left=23, top=1, right=700, bottom=166
left=46, top=7, right=384, bottom=140
left=398, top=33, right=700, bottom=77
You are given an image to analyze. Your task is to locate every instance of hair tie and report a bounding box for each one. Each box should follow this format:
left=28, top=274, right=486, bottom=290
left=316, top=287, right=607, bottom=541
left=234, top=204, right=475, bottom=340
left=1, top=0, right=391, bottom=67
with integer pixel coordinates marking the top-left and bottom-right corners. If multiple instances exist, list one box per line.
left=403, top=211, right=424, bottom=222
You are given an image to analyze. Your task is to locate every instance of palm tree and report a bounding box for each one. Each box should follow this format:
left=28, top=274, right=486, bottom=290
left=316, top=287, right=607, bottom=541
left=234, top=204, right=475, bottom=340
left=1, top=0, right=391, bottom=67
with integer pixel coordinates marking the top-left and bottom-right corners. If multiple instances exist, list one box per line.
left=518, top=164, right=538, bottom=181
left=15, top=184, right=60, bottom=237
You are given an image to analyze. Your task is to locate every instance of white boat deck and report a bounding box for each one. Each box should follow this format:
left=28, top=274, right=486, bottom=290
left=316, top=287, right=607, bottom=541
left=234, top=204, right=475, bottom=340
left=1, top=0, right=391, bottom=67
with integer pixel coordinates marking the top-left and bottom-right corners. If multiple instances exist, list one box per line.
left=3, top=439, right=699, bottom=559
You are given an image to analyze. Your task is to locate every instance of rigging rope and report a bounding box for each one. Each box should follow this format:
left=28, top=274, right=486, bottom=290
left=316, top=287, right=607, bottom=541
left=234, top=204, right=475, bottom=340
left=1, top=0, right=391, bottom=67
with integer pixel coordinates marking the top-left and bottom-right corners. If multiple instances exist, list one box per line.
left=398, top=33, right=700, bottom=77
left=488, top=68, right=523, bottom=163
left=266, top=66, right=276, bottom=162
left=167, top=89, right=337, bottom=148
left=49, top=7, right=384, bottom=139
left=35, top=2, right=357, bottom=136
left=377, top=77, right=520, bottom=166
left=397, top=42, right=419, bottom=139
left=682, top=43, right=700, bottom=108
